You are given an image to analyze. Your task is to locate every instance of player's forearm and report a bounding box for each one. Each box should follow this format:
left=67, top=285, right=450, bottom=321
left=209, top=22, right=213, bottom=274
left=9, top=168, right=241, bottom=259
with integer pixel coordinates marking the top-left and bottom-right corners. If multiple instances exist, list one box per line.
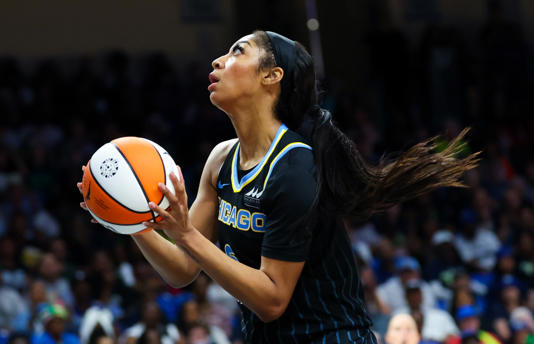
left=181, top=228, right=286, bottom=322
left=131, top=230, right=200, bottom=287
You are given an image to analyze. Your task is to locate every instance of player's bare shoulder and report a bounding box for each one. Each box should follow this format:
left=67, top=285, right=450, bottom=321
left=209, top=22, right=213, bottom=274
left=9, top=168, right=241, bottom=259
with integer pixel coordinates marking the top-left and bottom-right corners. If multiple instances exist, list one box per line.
left=205, top=138, right=238, bottom=186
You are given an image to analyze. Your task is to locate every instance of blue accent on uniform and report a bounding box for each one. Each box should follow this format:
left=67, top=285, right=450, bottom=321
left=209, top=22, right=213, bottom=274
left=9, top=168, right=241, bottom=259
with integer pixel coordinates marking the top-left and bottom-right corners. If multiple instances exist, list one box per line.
left=291, top=298, right=308, bottom=335
left=332, top=254, right=357, bottom=327
left=217, top=181, right=229, bottom=189
left=340, top=247, right=360, bottom=325
left=263, top=142, right=312, bottom=189
left=236, top=209, right=250, bottom=230
left=315, top=279, right=338, bottom=333
left=224, top=244, right=238, bottom=261
left=302, top=283, right=324, bottom=332
left=251, top=213, right=266, bottom=232
left=321, top=259, right=353, bottom=332
left=222, top=202, right=231, bottom=223
left=231, top=124, right=287, bottom=192
left=229, top=207, right=237, bottom=226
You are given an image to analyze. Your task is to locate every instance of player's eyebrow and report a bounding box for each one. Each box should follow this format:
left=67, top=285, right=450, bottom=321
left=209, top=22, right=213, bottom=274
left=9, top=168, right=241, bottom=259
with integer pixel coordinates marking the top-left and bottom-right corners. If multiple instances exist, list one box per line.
left=235, top=40, right=252, bottom=47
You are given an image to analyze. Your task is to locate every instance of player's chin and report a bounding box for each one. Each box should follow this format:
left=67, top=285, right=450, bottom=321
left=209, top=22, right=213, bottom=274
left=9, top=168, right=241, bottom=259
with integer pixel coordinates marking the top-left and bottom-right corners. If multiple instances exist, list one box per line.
left=209, top=92, right=227, bottom=109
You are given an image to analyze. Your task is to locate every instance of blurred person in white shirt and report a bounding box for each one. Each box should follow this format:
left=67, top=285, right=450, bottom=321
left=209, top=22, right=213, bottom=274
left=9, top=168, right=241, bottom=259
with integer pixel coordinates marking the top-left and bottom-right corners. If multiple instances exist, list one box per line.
left=377, top=256, right=436, bottom=313
left=396, top=279, right=459, bottom=342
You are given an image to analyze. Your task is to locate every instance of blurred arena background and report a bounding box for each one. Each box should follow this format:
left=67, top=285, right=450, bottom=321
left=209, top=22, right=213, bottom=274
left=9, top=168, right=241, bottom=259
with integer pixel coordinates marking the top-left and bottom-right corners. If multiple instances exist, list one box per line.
left=0, top=0, right=533, bottom=343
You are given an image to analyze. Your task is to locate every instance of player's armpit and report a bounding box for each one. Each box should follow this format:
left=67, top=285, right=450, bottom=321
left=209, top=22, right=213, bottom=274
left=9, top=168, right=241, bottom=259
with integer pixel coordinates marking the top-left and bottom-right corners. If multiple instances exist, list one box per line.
left=187, top=138, right=238, bottom=243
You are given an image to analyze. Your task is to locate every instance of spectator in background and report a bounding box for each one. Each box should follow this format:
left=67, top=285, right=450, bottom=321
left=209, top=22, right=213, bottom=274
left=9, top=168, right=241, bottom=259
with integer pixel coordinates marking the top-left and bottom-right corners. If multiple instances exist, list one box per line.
left=397, top=279, right=459, bottom=343
left=86, top=251, right=136, bottom=326
left=515, top=230, right=534, bottom=284
left=8, top=333, right=30, bottom=344
left=449, top=269, right=487, bottom=320
left=184, top=322, right=212, bottom=344
left=368, top=237, right=396, bottom=285
left=31, top=304, right=80, bottom=344
left=78, top=307, right=114, bottom=344
left=0, top=237, right=27, bottom=291
left=488, top=275, right=524, bottom=342
left=38, top=253, right=74, bottom=310
left=377, top=256, right=436, bottom=314
left=121, top=301, right=180, bottom=344
left=509, top=307, right=534, bottom=344
left=136, top=328, right=165, bottom=344
left=87, top=327, right=113, bottom=344
left=446, top=305, right=501, bottom=344
left=13, top=279, right=47, bottom=334
left=384, top=313, right=420, bottom=344
left=0, top=273, right=26, bottom=332
left=454, top=206, right=501, bottom=273
left=423, top=229, right=462, bottom=281
left=70, top=278, right=92, bottom=334
left=48, top=239, right=74, bottom=281
left=190, top=274, right=232, bottom=340
left=177, top=299, right=228, bottom=344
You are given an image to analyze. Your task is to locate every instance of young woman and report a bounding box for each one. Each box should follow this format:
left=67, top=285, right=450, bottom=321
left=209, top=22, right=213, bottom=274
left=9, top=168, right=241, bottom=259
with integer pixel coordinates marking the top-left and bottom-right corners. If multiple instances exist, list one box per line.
left=79, top=30, right=478, bottom=343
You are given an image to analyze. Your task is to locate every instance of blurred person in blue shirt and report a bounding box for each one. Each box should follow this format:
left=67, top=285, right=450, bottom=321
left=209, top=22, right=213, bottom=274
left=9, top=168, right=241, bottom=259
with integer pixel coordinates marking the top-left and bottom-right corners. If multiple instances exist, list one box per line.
left=31, top=304, right=80, bottom=344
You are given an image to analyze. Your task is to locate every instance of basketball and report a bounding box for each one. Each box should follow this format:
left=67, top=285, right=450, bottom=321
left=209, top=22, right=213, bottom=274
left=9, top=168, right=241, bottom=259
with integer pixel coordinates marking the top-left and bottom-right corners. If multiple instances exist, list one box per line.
left=81, top=137, right=179, bottom=235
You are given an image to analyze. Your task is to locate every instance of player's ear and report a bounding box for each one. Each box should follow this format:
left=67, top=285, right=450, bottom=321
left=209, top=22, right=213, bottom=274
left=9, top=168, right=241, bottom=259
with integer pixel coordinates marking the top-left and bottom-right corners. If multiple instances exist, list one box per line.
left=261, top=67, right=284, bottom=86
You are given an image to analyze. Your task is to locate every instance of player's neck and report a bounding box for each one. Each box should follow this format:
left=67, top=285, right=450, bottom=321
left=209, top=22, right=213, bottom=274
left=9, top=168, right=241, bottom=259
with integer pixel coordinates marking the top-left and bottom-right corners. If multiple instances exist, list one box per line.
left=232, top=114, right=281, bottom=170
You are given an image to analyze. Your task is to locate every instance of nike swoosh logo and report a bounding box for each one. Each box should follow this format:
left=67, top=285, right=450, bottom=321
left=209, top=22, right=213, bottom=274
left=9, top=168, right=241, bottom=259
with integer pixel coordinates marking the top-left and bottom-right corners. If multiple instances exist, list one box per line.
left=217, top=181, right=230, bottom=189
left=85, top=182, right=91, bottom=200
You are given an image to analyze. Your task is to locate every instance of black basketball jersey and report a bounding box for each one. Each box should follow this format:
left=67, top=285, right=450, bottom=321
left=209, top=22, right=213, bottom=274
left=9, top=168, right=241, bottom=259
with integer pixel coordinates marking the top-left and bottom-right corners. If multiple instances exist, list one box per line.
left=216, top=124, right=374, bottom=343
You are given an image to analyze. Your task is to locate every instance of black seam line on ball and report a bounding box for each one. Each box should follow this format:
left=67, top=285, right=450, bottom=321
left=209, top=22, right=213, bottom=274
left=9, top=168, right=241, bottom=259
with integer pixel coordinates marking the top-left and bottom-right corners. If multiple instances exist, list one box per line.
left=112, top=143, right=157, bottom=223
left=149, top=142, right=166, bottom=206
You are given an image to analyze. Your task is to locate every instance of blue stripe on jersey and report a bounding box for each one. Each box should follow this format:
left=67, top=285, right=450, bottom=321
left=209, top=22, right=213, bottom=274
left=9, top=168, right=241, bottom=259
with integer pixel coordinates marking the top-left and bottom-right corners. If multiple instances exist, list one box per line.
left=314, top=279, right=337, bottom=330
left=340, top=245, right=362, bottom=326
left=322, top=259, right=355, bottom=328
left=357, top=328, right=364, bottom=343
left=230, top=124, right=288, bottom=192
left=302, top=282, right=324, bottom=332
left=332, top=254, right=357, bottom=327
left=263, top=142, right=312, bottom=189
left=290, top=320, right=296, bottom=340
left=291, top=298, right=308, bottom=335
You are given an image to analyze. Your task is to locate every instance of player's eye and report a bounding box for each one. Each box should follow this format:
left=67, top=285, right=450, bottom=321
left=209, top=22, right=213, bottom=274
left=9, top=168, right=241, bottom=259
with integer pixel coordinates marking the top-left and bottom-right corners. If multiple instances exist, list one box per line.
left=232, top=45, right=244, bottom=55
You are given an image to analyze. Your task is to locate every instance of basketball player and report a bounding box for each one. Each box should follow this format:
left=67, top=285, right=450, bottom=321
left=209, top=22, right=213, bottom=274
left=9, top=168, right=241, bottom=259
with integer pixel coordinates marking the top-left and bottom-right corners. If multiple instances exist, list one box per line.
left=79, top=31, right=478, bottom=343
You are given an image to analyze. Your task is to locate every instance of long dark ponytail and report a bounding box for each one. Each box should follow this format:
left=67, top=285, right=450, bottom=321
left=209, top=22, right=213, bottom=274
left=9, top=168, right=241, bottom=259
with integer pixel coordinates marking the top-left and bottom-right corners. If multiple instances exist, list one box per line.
left=254, top=31, right=480, bottom=222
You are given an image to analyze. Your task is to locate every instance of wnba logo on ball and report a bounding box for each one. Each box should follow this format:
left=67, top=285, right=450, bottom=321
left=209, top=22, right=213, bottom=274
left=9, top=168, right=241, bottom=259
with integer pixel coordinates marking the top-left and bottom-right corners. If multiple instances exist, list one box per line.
left=100, top=158, right=119, bottom=178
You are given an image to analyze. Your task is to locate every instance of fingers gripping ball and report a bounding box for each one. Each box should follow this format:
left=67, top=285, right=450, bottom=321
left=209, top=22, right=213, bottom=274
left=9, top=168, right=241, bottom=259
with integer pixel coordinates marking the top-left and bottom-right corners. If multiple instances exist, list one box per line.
left=81, top=137, right=179, bottom=235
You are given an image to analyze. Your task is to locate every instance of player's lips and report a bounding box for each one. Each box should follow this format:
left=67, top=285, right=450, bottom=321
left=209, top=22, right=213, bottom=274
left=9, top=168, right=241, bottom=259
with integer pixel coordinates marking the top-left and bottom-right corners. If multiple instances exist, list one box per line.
left=208, top=73, right=219, bottom=91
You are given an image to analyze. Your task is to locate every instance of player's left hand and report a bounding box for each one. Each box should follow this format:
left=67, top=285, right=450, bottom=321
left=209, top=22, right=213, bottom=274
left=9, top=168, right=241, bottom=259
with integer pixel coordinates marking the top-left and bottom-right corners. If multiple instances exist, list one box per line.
left=142, top=166, right=195, bottom=243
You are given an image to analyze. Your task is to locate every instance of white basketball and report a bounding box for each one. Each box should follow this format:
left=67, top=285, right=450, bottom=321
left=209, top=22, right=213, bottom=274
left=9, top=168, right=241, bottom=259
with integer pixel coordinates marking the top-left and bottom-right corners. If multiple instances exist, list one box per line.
left=81, top=137, right=179, bottom=235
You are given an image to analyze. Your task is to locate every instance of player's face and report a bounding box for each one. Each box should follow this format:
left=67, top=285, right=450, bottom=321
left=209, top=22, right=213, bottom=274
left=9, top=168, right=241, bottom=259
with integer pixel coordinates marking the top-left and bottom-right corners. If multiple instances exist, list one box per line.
left=208, top=34, right=265, bottom=110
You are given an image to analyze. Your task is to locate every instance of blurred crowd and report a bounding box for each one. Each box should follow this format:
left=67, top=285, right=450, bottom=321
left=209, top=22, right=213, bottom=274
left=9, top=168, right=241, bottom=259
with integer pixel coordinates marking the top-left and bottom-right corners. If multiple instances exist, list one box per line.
left=0, top=4, right=534, bottom=344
